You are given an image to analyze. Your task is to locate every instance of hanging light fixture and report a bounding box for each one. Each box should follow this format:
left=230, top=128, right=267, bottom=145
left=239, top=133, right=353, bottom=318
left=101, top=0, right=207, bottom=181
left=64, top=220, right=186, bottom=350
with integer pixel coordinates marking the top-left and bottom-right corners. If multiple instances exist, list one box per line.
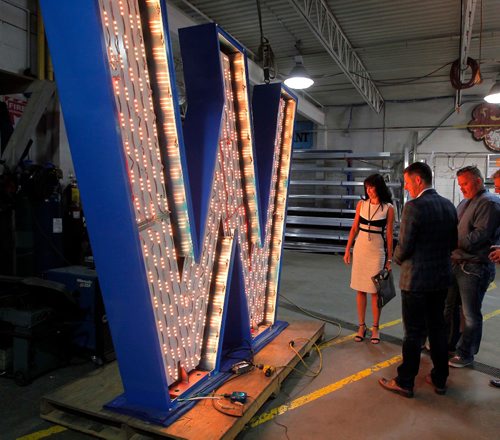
left=284, top=55, right=314, bottom=90
left=484, top=75, right=500, bottom=103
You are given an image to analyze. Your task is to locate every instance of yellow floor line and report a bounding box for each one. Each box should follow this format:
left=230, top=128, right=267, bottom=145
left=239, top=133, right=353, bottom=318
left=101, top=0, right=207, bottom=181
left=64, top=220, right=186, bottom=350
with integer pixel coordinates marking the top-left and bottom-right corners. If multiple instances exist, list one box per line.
left=320, top=304, right=499, bottom=351
left=17, top=425, right=67, bottom=440
left=319, top=333, right=356, bottom=348
left=379, top=318, right=403, bottom=329
left=484, top=309, right=500, bottom=321
left=320, top=318, right=402, bottom=349
left=18, top=310, right=500, bottom=439
left=487, top=281, right=497, bottom=292
left=252, top=309, right=500, bottom=429
left=248, top=355, right=402, bottom=428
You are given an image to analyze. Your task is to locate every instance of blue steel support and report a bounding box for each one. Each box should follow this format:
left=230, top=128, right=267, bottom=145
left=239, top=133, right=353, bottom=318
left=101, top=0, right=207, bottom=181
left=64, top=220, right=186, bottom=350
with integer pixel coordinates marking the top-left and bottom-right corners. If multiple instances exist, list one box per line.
left=158, top=0, right=197, bottom=258
left=40, top=1, right=295, bottom=425
left=253, top=84, right=297, bottom=330
left=179, top=23, right=225, bottom=263
left=252, top=83, right=283, bottom=241
left=217, top=239, right=252, bottom=373
left=274, top=90, right=297, bottom=325
left=39, top=0, right=171, bottom=417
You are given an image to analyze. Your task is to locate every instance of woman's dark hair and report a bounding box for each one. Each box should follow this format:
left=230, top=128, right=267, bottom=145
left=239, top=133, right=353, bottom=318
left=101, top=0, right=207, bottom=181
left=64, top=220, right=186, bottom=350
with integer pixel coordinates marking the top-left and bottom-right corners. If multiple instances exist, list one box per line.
left=363, top=174, right=393, bottom=204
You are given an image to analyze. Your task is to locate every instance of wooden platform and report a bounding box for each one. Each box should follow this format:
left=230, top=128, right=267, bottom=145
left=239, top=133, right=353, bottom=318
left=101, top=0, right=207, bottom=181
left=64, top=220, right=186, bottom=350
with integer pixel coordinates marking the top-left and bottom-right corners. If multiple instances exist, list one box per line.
left=40, top=321, right=324, bottom=439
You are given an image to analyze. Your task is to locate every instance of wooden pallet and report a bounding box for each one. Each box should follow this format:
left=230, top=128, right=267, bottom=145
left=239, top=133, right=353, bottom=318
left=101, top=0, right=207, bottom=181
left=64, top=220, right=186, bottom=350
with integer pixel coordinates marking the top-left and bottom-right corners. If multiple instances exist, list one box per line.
left=40, top=321, right=324, bottom=439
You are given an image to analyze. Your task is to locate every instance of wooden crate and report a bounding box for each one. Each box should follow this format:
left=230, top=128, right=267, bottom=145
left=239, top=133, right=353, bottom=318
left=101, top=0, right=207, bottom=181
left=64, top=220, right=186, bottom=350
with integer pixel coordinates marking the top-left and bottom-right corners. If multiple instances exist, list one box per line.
left=40, top=320, right=324, bottom=439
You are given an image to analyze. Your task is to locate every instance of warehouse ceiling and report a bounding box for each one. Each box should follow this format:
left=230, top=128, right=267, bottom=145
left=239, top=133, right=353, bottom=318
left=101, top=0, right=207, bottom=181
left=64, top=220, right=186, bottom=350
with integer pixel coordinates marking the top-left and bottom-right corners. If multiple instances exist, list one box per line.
left=169, top=0, right=500, bottom=112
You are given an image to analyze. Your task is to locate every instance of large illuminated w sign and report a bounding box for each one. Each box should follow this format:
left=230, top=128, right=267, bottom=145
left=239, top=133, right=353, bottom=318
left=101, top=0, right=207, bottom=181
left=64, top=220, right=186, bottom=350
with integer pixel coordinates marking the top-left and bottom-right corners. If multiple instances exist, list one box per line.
left=41, top=0, right=296, bottom=424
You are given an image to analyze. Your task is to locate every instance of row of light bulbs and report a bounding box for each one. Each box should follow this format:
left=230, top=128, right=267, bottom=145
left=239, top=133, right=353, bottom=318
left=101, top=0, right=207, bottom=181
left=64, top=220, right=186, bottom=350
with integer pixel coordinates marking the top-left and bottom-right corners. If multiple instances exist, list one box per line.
left=100, top=0, right=295, bottom=386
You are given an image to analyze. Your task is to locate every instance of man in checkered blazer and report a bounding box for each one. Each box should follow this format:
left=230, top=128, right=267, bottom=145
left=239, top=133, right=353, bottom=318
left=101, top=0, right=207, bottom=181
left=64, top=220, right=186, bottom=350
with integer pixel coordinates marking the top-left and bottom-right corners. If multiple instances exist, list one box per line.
left=379, top=162, right=457, bottom=398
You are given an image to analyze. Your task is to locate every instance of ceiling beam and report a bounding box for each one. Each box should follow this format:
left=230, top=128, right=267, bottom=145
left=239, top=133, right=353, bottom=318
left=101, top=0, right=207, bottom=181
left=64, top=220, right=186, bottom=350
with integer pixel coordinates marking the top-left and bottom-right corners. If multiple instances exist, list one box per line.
left=166, top=2, right=325, bottom=126
left=460, top=0, right=478, bottom=71
left=456, top=0, right=478, bottom=109
left=288, top=0, right=384, bottom=113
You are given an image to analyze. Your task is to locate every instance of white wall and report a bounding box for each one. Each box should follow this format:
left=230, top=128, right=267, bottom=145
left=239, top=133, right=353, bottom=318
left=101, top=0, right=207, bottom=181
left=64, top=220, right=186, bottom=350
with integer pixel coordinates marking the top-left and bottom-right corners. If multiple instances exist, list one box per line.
left=320, top=97, right=499, bottom=205
left=0, top=1, right=68, bottom=182
left=2, top=0, right=497, bottom=201
left=57, top=111, right=74, bottom=186
left=0, top=0, right=36, bottom=75
left=49, top=93, right=495, bottom=199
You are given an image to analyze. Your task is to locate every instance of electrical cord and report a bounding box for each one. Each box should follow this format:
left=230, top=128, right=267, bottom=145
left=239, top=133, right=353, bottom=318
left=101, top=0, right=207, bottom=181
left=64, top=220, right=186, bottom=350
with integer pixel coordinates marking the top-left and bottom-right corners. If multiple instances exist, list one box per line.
left=289, top=339, right=323, bottom=377
left=447, top=154, right=470, bottom=172
left=220, top=365, right=255, bottom=387
left=375, top=62, right=454, bottom=86
left=279, top=293, right=342, bottom=344
left=179, top=391, right=253, bottom=421
left=273, top=418, right=291, bottom=440
left=177, top=395, right=221, bottom=402
left=273, top=339, right=323, bottom=378
left=449, top=57, right=482, bottom=90
left=211, top=394, right=254, bottom=417
left=324, top=61, right=453, bottom=86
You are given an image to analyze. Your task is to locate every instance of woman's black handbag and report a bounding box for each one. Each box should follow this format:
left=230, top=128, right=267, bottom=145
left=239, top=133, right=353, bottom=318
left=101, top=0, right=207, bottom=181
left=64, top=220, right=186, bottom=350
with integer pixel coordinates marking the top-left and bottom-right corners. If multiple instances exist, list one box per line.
left=372, top=268, right=396, bottom=308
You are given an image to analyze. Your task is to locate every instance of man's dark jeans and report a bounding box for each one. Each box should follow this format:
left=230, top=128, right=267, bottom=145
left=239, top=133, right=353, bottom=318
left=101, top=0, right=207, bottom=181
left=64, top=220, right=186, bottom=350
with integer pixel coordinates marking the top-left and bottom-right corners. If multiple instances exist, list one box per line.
left=397, top=289, right=449, bottom=389
left=447, top=262, right=495, bottom=361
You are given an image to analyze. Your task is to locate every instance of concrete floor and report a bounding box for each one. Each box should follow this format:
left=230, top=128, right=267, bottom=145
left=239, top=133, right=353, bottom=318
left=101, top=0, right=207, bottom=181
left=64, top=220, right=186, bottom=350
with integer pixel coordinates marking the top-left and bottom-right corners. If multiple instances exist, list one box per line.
left=2, top=250, right=500, bottom=439
left=241, top=251, right=500, bottom=440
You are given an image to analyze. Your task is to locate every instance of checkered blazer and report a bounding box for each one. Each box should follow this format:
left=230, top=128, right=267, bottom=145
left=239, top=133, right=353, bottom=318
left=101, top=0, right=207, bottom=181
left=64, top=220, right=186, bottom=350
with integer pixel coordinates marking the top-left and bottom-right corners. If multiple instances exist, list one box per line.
left=394, top=189, right=458, bottom=291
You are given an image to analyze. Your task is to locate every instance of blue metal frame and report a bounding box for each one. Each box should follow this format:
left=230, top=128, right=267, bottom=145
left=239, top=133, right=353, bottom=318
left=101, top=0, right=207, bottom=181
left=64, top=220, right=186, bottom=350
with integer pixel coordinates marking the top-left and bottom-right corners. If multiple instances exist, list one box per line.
left=273, top=86, right=297, bottom=324
left=217, top=238, right=252, bottom=372
left=40, top=0, right=171, bottom=416
left=179, top=23, right=225, bottom=263
left=252, top=84, right=297, bottom=326
left=159, top=0, right=197, bottom=258
left=40, top=2, right=296, bottom=425
left=217, top=24, right=247, bottom=53
left=252, top=83, right=283, bottom=240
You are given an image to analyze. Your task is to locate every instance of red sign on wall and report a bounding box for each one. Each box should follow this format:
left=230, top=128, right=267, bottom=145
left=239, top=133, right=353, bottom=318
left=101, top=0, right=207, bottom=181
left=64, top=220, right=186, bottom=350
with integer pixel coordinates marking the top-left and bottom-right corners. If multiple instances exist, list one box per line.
left=468, top=103, right=500, bottom=152
left=3, top=95, right=28, bottom=127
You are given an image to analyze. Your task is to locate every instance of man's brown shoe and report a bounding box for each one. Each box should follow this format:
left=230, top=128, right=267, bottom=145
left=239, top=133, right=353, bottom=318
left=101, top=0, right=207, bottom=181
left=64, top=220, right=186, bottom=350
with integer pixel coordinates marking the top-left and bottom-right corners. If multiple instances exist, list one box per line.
left=378, top=377, right=414, bottom=398
left=425, top=374, right=447, bottom=395
left=489, top=378, right=500, bottom=388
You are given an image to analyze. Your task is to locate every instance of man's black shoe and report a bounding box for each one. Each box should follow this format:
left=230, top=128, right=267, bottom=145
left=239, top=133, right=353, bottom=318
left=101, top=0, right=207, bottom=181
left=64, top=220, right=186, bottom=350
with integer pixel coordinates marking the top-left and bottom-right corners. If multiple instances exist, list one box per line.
left=425, top=374, right=447, bottom=395
left=378, top=377, right=414, bottom=398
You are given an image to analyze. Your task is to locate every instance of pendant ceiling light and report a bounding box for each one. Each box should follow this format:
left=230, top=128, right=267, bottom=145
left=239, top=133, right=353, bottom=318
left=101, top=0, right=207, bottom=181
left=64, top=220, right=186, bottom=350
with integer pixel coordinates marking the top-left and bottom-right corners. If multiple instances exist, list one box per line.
left=484, top=75, right=500, bottom=103
left=284, top=55, right=314, bottom=90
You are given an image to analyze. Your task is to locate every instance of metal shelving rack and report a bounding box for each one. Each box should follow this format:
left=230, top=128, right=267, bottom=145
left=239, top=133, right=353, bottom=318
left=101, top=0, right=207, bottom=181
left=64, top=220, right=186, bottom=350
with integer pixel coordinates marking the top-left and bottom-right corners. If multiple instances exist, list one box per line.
left=285, top=150, right=404, bottom=253
left=486, top=154, right=500, bottom=180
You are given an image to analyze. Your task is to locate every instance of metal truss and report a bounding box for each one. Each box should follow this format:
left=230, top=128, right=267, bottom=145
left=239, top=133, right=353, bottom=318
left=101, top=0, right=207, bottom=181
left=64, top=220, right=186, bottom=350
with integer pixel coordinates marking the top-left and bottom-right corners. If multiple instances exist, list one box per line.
left=289, top=0, right=384, bottom=113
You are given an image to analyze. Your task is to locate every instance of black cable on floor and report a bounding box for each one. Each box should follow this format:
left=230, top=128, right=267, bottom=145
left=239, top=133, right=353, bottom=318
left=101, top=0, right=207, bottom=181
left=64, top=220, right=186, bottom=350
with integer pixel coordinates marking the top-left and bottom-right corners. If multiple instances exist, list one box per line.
left=279, top=294, right=343, bottom=343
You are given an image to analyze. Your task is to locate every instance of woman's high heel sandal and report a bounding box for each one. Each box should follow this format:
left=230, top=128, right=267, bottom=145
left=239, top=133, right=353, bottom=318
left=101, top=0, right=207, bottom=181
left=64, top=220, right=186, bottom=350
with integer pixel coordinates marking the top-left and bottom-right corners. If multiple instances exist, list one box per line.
left=371, top=324, right=381, bottom=344
left=354, top=324, right=367, bottom=342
